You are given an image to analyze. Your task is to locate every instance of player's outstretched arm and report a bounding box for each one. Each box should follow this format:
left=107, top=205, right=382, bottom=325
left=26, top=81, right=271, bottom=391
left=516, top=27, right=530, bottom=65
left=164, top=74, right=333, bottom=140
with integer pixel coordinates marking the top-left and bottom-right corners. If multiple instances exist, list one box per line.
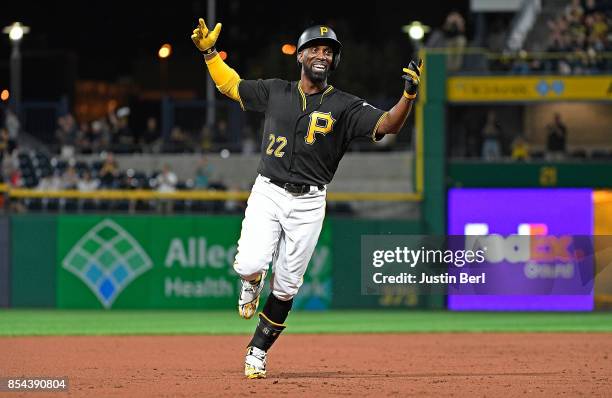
left=191, top=18, right=242, bottom=102
left=375, top=59, right=423, bottom=135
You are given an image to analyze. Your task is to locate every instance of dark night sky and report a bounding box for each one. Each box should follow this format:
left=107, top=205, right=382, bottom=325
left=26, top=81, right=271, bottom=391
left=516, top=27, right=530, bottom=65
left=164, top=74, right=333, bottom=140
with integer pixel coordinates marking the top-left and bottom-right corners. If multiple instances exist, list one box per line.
left=1, top=0, right=469, bottom=98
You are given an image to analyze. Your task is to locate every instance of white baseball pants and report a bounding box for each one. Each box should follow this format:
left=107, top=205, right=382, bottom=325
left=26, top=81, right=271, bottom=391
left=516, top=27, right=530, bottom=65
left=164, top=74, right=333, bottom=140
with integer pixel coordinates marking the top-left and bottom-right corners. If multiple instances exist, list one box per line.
left=233, top=175, right=326, bottom=301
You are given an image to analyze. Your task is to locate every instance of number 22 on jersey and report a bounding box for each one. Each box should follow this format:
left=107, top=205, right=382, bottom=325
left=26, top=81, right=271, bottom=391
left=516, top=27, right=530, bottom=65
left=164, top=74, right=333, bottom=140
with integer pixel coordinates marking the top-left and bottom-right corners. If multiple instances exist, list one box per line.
left=266, top=112, right=336, bottom=157
left=266, top=134, right=287, bottom=157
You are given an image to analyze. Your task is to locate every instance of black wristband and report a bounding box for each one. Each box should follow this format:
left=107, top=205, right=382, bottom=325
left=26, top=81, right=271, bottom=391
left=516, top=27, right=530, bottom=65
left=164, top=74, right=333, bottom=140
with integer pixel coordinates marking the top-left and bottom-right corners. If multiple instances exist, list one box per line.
left=202, top=47, right=216, bottom=55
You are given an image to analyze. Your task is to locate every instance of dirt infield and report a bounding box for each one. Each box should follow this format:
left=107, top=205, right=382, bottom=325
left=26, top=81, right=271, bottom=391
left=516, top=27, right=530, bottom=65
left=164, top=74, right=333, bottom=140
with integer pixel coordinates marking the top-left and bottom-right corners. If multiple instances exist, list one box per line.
left=2, top=334, right=611, bottom=397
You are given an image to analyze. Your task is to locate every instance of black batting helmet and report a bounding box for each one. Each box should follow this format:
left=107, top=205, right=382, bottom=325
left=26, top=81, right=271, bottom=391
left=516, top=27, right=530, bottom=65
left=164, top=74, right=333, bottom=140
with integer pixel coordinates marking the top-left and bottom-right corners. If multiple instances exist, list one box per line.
left=297, top=25, right=342, bottom=70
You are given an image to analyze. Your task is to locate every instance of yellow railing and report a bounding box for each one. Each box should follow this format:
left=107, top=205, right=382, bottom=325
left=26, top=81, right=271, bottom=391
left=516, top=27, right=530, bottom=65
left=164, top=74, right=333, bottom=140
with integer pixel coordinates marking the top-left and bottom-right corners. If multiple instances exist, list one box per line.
left=424, top=47, right=612, bottom=60
left=0, top=186, right=422, bottom=202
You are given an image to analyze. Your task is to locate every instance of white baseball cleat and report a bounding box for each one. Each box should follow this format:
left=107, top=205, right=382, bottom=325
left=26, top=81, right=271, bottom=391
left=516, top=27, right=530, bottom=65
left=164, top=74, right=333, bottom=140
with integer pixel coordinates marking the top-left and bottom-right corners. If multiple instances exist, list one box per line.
left=238, top=270, right=266, bottom=320
left=244, top=346, right=267, bottom=379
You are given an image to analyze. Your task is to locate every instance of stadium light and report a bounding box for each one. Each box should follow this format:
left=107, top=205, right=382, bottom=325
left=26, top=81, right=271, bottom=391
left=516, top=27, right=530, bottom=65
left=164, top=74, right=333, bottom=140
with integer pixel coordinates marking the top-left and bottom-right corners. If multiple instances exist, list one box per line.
left=402, top=21, right=430, bottom=41
left=1, top=90, right=8, bottom=102
left=281, top=44, right=296, bottom=55
left=158, top=44, right=172, bottom=96
left=3, top=22, right=29, bottom=42
left=3, top=22, right=30, bottom=116
left=158, top=43, right=172, bottom=59
left=219, top=50, right=228, bottom=60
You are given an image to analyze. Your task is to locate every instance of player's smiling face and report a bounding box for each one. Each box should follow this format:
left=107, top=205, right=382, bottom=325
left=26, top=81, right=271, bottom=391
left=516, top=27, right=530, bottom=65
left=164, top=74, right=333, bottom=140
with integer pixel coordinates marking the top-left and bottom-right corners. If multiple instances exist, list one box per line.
left=300, top=44, right=333, bottom=83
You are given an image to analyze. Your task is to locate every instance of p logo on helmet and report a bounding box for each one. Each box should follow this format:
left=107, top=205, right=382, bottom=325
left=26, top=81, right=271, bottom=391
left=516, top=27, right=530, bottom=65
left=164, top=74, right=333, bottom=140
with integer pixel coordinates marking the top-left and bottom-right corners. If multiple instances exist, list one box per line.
left=297, top=25, right=342, bottom=70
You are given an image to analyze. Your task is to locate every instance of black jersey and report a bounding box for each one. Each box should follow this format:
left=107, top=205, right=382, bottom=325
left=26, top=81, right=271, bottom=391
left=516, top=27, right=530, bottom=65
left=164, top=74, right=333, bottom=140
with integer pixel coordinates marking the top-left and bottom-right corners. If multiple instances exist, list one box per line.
left=238, top=78, right=387, bottom=186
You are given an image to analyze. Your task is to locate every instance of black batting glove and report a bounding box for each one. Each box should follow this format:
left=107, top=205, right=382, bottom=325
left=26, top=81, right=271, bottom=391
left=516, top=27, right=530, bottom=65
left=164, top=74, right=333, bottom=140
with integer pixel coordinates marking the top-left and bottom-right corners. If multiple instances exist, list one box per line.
left=402, top=59, right=424, bottom=99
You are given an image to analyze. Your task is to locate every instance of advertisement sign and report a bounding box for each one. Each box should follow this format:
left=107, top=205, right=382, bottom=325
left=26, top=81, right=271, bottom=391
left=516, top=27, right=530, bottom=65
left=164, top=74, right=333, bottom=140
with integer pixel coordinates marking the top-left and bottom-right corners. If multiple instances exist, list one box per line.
left=447, top=188, right=594, bottom=311
left=57, top=216, right=332, bottom=310
left=594, top=191, right=612, bottom=309
left=447, top=76, right=612, bottom=102
left=10, top=215, right=57, bottom=307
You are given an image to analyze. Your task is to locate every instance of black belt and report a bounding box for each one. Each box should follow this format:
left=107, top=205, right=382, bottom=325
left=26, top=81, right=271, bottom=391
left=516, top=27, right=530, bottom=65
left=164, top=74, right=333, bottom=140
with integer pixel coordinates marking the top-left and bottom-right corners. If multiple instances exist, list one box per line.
left=270, top=180, right=324, bottom=194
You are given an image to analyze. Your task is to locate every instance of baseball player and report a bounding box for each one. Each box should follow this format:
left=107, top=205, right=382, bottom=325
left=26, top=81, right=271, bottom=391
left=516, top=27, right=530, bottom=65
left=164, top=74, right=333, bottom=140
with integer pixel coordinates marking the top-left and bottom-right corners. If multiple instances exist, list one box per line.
left=191, top=18, right=422, bottom=379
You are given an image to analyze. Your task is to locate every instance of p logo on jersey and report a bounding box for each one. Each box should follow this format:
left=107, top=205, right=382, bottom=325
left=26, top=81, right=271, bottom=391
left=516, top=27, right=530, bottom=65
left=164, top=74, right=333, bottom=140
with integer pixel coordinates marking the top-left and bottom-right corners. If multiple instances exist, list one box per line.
left=306, top=112, right=335, bottom=145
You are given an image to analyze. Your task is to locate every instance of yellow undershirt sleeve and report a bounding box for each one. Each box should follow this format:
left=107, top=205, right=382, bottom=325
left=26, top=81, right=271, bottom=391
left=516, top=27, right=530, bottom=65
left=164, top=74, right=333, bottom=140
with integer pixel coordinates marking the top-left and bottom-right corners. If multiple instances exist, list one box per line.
left=204, top=53, right=242, bottom=103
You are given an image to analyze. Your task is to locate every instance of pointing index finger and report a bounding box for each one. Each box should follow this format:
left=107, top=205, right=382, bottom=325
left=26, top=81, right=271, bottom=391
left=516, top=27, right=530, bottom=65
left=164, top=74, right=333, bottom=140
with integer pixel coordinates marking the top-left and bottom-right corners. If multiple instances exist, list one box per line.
left=198, top=18, right=209, bottom=36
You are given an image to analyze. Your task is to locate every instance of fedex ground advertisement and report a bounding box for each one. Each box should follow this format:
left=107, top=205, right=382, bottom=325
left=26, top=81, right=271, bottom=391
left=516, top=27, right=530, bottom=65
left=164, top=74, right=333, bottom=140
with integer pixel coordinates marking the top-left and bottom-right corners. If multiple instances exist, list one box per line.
left=447, top=188, right=594, bottom=311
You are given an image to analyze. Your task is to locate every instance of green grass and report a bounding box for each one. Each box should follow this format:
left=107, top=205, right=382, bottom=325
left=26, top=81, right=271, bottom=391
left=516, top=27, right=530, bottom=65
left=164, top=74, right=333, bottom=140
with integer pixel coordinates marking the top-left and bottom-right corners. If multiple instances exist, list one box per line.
left=1, top=310, right=612, bottom=336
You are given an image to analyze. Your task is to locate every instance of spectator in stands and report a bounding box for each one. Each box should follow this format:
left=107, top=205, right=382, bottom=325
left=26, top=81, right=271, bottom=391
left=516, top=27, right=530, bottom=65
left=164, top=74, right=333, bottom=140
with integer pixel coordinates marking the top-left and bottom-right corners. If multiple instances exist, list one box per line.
left=511, top=50, right=532, bottom=74
left=8, top=167, right=22, bottom=188
left=443, top=12, right=467, bottom=72
left=0, top=128, right=8, bottom=162
left=108, top=109, right=120, bottom=145
left=584, top=0, right=598, bottom=17
left=1, top=151, right=12, bottom=184
left=62, top=166, right=80, bottom=189
left=3, top=160, right=25, bottom=213
left=546, top=113, right=568, bottom=160
left=113, top=107, right=134, bottom=152
left=481, top=110, right=502, bottom=160
left=56, top=113, right=79, bottom=158
left=164, top=126, right=191, bottom=153
left=156, top=163, right=178, bottom=193
left=77, top=121, right=92, bottom=154
left=142, top=117, right=161, bottom=153
left=90, top=119, right=110, bottom=153
left=76, top=170, right=99, bottom=212
left=511, top=135, right=530, bottom=161
left=592, top=12, right=608, bottom=38
left=565, top=0, right=584, bottom=21
left=36, top=170, right=62, bottom=191
left=99, top=152, right=119, bottom=188
left=194, top=156, right=214, bottom=189
left=200, top=125, right=213, bottom=152
left=4, top=109, right=20, bottom=154
left=78, top=170, right=99, bottom=192
left=156, top=163, right=178, bottom=213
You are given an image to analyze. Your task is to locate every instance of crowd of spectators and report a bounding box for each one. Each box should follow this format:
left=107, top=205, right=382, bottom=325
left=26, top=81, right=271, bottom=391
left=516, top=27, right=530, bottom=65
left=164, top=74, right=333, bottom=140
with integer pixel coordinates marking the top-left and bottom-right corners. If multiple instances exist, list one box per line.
left=448, top=105, right=612, bottom=162
left=508, top=0, right=612, bottom=74
left=427, top=2, right=612, bottom=75
left=542, top=0, right=612, bottom=74
left=52, top=107, right=255, bottom=156
left=0, top=107, right=245, bottom=213
left=0, top=146, right=242, bottom=214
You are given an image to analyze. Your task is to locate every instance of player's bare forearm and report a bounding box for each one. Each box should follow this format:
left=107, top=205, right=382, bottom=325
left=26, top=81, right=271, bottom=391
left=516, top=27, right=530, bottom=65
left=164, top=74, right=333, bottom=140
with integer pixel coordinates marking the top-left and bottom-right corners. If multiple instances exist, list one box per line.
left=376, top=97, right=414, bottom=135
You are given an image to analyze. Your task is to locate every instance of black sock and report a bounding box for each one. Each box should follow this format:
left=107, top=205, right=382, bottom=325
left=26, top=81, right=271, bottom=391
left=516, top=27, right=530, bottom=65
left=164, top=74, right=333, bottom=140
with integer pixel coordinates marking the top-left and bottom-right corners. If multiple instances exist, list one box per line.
left=261, top=292, right=293, bottom=324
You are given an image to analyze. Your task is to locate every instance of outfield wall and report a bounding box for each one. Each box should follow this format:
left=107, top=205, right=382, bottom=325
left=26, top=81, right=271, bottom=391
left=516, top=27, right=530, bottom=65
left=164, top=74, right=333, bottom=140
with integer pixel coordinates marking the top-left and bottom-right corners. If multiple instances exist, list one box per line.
left=11, top=215, right=57, bottom=307
left=8, top=215, right=442, bottom=310
left=8, top=211, right=605, bottom=311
